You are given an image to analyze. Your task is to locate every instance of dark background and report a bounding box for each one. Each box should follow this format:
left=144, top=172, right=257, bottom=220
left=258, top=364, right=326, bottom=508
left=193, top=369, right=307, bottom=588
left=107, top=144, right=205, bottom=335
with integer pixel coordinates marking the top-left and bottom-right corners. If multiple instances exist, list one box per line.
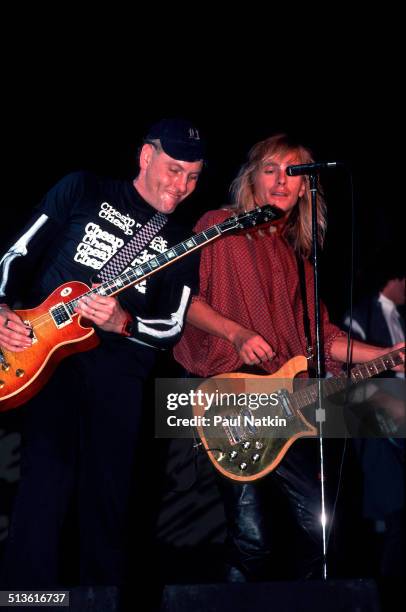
left=1, top=69, right=401, bottom=320
left=0, top=62, right=402, bottom=587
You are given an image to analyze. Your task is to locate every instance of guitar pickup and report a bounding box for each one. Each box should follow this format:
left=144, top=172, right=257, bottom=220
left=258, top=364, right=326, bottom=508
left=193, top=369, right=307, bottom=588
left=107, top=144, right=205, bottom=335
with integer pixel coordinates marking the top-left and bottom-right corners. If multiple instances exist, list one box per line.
left=50, top=303, right=72, bottom=329
left=276, top=389, right=294, bottom=418
left=223, top=419, right=245, bottom=446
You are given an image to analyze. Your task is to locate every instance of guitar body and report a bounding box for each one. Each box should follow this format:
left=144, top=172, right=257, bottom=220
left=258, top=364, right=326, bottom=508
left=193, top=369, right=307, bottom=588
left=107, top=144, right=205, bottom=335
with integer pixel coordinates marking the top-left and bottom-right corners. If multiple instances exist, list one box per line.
left=194, top=356, right=317, bottom=482
left=194, top=345, right=405, bottom=482
left=0, top=281, right=99, bottom=411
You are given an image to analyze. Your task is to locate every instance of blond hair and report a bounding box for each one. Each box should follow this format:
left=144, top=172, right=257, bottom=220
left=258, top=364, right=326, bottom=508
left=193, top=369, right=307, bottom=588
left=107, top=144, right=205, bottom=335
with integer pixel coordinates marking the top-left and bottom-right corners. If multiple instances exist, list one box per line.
left=230, top=134, right=327, bottom=257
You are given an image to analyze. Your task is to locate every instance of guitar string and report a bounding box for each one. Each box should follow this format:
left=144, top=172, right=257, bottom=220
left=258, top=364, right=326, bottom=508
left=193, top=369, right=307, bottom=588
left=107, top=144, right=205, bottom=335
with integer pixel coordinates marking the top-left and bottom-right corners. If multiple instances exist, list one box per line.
left=9, top=213, right=273, bottom=331
left=7, top=213, right=270, bottom=334
left=20, top=282, right=128, bottom=328
left=14, top=249, right=213, bottom=329
left=211, top=347, right=404, bottom=446
left=205, top=350, right=404, bottom=481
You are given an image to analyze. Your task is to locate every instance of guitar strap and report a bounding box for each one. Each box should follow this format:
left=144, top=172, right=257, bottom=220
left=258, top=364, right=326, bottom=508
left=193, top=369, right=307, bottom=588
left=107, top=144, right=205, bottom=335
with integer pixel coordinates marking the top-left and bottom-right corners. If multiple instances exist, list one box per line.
left=296, top=255, right=316, bottom=375
left=95, top=212, right=168, bottom=283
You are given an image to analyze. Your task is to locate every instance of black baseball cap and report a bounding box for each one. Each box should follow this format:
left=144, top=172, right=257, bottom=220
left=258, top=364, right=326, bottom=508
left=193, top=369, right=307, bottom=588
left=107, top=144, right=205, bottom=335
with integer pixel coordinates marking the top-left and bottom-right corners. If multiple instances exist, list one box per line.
left=144, top=118, right=206, bottom=162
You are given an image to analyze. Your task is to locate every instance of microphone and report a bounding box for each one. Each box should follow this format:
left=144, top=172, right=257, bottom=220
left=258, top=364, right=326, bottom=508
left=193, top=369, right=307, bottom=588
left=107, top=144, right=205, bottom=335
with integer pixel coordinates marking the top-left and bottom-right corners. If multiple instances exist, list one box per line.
left=286, top=161, right=344, bottom=176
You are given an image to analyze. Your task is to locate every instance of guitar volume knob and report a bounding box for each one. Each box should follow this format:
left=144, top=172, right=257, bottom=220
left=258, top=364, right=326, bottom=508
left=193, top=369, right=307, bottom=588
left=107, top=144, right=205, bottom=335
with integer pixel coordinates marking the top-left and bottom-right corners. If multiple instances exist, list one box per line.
left=252, top=453, right=261, bottom=463
left=15, top=369, right=25, bottom=378
left=0, top=380, right=5, bottom=389
left=1, top=363, right=10, bottom=372
left=239, top=462, right=248, bottom=470
left=229, top=450, right=238, bottom=460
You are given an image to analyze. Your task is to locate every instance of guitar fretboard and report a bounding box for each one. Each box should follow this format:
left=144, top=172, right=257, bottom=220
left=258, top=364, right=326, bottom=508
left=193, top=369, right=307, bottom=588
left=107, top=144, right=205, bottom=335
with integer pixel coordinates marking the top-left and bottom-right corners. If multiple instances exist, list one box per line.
left=290, top=348, right=404, bottom=412
left=64, top=225, right=223, bottom=315
left=62, top=204, right=281, bottom=316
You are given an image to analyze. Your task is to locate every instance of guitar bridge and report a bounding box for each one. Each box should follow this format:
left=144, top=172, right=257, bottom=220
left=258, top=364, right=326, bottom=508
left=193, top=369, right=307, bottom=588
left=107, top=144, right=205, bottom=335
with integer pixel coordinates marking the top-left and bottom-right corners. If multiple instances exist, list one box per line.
left=23, top=320, right=37, bottom=344
left=222, top=408, right=257, bottom=446
left=0, top=347, right=7, bottom=366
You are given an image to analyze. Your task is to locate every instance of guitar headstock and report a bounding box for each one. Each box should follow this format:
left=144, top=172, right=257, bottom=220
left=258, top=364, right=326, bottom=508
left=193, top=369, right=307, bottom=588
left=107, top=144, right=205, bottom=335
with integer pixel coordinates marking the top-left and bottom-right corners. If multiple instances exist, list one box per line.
left=219, top=205, right=284, bottom=234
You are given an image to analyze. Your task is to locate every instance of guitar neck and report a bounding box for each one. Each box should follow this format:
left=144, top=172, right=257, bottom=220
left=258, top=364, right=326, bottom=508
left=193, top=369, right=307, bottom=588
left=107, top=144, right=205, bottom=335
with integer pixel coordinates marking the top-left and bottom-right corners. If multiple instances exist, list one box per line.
left=291, top=347, right=405, bottom=411
left=63, top=205, right=282, bottom=315
left=64, top=226, right=221, bottom=314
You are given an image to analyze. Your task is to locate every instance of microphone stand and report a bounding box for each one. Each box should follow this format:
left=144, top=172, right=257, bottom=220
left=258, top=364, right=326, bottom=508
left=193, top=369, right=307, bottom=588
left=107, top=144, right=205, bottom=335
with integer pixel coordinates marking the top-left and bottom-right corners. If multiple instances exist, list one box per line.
left=309, top=173, right=328, bottom=580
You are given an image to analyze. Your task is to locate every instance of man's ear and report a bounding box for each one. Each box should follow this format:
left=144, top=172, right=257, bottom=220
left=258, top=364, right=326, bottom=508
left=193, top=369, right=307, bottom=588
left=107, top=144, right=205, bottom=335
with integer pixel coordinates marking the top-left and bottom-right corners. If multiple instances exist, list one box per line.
left=139, top=143, right=155, bottom=170
left=298, top=179, right=306, bottom=198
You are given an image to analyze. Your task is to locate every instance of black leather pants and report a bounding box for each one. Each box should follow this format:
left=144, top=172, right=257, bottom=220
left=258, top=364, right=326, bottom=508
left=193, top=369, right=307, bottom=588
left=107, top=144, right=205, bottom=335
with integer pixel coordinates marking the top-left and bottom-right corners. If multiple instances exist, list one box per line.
left=218, top=440, right=326, bottom=581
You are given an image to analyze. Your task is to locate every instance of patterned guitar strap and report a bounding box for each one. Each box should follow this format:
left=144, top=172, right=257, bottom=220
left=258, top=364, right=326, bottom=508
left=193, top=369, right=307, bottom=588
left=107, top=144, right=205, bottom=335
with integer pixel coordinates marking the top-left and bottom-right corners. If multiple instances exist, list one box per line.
left=95, top=211, right=168, bottom=283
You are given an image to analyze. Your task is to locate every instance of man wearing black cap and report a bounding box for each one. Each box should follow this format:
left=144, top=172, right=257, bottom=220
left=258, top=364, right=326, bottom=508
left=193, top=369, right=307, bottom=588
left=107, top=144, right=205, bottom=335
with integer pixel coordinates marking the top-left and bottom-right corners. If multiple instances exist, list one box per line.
left=0, top=118, right=205, bottom=592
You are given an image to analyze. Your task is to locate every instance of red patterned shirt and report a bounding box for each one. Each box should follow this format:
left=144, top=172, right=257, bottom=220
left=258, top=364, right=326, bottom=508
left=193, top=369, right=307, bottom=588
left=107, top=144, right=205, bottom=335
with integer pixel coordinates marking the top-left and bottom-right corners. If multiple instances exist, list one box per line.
left=174, top=209, right=344, bottom=377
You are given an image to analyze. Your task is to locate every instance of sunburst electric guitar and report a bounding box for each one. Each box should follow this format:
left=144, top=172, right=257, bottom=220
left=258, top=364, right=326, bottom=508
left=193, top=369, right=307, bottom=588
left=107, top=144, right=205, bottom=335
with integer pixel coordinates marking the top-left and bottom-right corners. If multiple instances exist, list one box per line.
left=193, top=348, right=405, bottom=482
left=0, top=205, right=282, bottom=412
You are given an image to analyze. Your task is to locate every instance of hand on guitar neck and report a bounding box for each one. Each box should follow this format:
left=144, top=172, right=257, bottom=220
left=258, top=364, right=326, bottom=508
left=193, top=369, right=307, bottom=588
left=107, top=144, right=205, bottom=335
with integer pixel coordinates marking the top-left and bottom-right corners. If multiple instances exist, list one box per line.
left=331, top=336, right=405, bottom=374
left=384, top=341, right=405, bottom=373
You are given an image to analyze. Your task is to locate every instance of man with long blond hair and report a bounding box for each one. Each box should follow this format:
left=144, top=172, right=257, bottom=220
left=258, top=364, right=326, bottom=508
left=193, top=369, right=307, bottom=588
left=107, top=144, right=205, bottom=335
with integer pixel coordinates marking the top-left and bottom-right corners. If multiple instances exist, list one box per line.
left=174, top=133, right=403, bottom=580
